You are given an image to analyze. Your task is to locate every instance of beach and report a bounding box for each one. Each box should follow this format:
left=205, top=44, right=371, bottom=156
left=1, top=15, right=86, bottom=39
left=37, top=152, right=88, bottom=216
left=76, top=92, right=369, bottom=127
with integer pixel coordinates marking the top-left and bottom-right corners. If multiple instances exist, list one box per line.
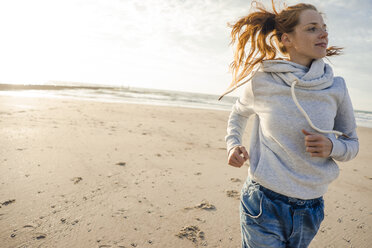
left=0, top=95, right=371, bottom=248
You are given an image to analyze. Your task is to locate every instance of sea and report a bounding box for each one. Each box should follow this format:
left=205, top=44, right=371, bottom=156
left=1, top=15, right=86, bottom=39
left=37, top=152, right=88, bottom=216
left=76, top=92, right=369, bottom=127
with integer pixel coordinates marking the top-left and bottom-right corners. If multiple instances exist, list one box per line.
left=1, top=83, right=372, bottom=128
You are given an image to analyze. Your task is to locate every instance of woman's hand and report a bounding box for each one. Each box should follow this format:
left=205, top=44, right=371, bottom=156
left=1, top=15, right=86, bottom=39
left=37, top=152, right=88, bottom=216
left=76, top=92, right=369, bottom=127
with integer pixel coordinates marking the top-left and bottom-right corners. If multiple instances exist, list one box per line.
left=302, top=129, right=333, bottom=158
left=228, top=145, right=249, bottom=168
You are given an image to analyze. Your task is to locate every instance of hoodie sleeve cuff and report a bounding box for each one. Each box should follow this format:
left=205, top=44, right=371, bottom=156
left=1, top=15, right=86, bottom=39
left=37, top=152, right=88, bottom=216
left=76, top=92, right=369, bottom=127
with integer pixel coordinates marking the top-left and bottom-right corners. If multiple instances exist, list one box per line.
left=329, top=136, right=346, bottom=159
left=227, top=144, right=241, bottom=156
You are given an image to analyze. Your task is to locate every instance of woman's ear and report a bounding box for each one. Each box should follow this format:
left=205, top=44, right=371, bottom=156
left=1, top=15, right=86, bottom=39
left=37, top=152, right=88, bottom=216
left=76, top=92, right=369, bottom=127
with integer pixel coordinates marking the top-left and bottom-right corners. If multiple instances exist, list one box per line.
left=281, top=33, right=292, bottom=48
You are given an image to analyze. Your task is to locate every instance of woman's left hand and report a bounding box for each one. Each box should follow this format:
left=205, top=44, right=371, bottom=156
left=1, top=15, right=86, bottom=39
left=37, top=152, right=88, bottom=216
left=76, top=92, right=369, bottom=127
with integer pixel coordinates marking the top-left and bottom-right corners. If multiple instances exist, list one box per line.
left=302, top=129, right=333, bottom=158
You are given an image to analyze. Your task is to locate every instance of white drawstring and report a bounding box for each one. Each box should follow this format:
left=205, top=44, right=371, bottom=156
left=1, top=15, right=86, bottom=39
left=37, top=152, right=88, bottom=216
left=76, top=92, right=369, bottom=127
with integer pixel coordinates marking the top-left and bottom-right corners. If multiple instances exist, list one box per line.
left=291, top=80, right=348, bottom=138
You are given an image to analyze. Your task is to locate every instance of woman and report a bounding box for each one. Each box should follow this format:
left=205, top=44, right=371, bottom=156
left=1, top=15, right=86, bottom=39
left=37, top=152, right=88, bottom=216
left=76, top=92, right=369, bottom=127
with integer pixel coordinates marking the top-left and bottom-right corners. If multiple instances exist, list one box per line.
left=222, top=1, right=359, bottom=247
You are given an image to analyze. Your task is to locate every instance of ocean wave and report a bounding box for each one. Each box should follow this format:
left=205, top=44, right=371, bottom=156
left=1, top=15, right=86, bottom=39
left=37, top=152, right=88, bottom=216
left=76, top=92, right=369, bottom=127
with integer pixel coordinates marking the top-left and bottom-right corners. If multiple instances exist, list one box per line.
left=1, top=83, right=371, bottom=128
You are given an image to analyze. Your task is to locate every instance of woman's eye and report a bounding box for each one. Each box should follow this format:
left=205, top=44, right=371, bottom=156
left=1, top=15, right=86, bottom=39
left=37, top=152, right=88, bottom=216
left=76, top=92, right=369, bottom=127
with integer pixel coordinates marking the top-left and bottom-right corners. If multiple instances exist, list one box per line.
left=307, top=27, right=327, bottom=32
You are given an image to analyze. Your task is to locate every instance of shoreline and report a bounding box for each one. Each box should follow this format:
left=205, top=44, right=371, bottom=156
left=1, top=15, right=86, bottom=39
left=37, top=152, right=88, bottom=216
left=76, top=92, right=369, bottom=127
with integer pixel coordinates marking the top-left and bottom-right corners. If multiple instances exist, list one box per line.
left=1, top=93, right=371, bottom=129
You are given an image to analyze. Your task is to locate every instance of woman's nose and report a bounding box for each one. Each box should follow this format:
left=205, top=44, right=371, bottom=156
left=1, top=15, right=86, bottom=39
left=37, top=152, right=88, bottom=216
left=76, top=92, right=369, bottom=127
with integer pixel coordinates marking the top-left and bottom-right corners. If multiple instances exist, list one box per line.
left=320, top=29, right=328, bottom=38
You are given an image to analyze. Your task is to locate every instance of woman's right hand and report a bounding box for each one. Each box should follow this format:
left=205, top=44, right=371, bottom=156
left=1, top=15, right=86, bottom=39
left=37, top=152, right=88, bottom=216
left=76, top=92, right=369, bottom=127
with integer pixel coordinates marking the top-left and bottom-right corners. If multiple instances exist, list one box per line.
left=228, top=145, right=250, bottom=168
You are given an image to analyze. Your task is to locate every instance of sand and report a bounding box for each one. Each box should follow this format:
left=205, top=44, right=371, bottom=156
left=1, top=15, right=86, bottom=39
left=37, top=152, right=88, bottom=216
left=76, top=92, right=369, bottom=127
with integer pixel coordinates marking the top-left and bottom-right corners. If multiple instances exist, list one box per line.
left=0, top=95, right=371, bottom=248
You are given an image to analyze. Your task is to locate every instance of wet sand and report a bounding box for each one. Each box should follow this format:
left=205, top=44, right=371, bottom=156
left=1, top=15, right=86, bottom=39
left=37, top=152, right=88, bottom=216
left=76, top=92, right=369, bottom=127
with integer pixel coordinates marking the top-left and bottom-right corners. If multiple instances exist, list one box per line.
left=0, top=95, right=371, bottom=247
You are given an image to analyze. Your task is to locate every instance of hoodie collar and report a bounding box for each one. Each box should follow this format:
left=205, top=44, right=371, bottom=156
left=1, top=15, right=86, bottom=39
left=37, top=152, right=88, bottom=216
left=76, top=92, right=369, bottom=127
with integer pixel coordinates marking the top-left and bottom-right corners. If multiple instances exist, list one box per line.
left=261, top=59, right=334, bottom=90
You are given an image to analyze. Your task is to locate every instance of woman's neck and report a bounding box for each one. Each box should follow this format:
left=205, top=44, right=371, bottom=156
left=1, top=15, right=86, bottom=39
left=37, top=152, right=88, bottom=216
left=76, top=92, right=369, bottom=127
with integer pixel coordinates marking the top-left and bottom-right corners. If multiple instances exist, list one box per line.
left=286, top=56, right=313, bottom=68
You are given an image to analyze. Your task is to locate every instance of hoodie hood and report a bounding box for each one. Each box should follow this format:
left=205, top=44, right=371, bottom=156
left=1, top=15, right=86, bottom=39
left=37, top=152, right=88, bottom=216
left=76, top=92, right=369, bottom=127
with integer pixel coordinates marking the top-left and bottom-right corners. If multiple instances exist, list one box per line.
left=261, top=59, right=334, bottom=90
left=261, top=58, right=346, bottom=138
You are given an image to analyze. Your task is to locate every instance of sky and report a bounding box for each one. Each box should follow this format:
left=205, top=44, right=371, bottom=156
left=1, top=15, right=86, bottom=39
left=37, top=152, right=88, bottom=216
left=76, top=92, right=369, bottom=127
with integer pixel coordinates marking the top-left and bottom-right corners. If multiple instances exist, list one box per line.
left=0, top=0, right=371, bottom=111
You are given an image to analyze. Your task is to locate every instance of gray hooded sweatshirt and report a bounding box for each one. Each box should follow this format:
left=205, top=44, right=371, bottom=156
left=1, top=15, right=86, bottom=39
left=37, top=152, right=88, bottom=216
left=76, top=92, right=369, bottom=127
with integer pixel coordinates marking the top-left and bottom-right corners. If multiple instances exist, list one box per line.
left=225, top=59, right=359, bottom=199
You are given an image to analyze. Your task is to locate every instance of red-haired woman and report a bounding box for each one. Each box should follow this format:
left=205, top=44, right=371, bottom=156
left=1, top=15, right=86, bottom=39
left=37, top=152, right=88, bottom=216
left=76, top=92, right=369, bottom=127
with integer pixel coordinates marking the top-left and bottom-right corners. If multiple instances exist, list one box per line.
left=222, top=1, right=359, bottom=247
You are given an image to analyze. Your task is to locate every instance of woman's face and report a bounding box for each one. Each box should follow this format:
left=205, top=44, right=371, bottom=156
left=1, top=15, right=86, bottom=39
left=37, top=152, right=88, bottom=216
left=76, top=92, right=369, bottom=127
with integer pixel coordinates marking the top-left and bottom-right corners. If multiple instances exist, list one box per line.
left=284, top=9, right=328, bottom=67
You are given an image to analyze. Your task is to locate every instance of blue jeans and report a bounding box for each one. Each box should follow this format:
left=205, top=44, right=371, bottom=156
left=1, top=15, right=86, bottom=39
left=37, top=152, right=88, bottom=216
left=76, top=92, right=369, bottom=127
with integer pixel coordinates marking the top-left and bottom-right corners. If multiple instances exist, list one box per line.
left=240, top=177, right=324, bottom=248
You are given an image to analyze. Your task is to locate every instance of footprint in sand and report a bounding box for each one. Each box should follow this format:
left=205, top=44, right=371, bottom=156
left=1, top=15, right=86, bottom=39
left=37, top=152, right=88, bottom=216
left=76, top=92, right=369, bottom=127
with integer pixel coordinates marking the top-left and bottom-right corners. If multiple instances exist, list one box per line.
left=1, top=199, right=16, bottom=206
left=35, top=233, right=47, bottom=240
left=230, top=178, right=242, bottom=183
left=176, top=225, right=207, bottom=246
left=71, top=177, right=82, bottom=184
left=226, top=190, right=240, bottom=200
left=184, top=200, right=216, bottom=211
left=195, top=217, right=206, bottom=223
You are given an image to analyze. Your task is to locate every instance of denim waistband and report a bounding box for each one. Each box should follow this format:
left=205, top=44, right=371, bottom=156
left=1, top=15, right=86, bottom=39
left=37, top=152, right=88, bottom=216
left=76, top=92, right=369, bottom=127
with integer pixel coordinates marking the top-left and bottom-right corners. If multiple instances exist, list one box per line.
left=252, top=180, right=323, bottom=207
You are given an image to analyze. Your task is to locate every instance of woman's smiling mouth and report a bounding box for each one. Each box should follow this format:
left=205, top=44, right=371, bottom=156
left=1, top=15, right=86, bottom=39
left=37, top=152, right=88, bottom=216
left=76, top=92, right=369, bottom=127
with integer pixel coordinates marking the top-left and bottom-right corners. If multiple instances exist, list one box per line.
left=315, top=43, right=327, bottom=48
